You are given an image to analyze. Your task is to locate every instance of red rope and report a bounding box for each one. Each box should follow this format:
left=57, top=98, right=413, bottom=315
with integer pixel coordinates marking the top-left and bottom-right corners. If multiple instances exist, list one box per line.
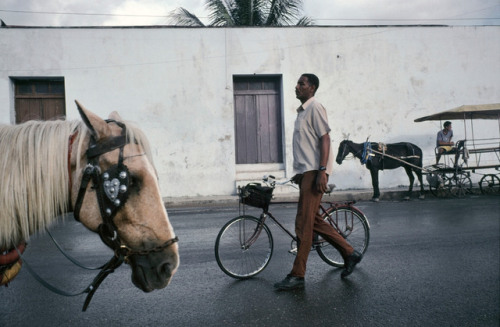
left=0, top=241, right=26, bottom=265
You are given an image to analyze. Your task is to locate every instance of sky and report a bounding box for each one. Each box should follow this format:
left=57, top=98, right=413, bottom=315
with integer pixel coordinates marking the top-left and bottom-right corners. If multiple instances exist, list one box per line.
left=0, top=0, right=499, bottom=27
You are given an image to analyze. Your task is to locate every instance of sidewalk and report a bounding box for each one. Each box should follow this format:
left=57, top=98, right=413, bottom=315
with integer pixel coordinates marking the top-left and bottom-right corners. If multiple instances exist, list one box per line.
left=163, top=187, right=415, bottom=208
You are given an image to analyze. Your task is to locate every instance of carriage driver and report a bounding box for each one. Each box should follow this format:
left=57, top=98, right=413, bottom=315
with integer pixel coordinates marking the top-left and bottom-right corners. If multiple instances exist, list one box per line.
left=435, top=121, right=454, bottom=165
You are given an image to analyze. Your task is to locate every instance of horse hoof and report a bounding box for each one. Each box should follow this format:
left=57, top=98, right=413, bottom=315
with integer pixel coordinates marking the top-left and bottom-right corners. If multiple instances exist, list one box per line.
left=371, top=198, right=380, bottom=202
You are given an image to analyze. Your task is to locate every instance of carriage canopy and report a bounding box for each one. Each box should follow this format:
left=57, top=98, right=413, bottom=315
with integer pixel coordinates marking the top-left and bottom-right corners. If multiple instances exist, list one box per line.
left=414, top=103, right=500, bottom=122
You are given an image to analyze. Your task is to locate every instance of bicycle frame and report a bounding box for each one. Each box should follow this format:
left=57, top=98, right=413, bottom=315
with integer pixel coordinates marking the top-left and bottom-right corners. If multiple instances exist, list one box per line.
left=215, top=180, right=370, bottom=278
left=320, top=202, right=359, bottom=239
left=244, top=201, right=357, bottom=248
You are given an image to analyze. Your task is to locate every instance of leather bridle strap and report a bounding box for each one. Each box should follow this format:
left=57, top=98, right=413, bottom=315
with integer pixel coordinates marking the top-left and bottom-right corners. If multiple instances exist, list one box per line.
left=73, top=164, right=98, bottom=222
left=85, top=135, right=127, bottom=159
left=15, top=245, right=125, bottom=312
left=82, top=248, right=126, bottom=311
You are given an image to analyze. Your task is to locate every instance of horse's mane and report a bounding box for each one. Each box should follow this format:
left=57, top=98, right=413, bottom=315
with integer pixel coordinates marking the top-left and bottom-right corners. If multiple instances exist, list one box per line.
left=0, top=118, right=154, bottom=249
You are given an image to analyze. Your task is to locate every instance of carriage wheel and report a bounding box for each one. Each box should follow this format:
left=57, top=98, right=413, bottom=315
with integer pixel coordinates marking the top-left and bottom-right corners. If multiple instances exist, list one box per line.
left=429, top=174, right=451, bottom=197
left=448, top=172, right=472, bottom=197
left=479, top=174, right=500, bottom=194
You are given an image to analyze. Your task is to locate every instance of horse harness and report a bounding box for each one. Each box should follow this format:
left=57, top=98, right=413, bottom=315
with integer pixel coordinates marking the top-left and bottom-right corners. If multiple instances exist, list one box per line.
left=343, top=140, right=421, bottom=170
left=71, top=119, right=178, bottom=310
left=73, top=119, right=143, bottom=253
left=11, top=119, right=178, bottom=311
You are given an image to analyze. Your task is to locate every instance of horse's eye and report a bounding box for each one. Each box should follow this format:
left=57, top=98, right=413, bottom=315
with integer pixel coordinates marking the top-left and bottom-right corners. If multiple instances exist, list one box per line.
left=128, top=174, right=142, bottom=194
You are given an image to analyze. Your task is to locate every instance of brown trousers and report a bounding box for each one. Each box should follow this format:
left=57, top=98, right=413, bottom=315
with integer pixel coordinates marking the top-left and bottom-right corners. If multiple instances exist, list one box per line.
left=290, top=171, right=354, bottom=278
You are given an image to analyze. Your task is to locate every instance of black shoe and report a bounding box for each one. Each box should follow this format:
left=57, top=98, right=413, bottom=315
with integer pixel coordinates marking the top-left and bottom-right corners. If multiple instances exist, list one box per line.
left=341, top=250, right=363, bottom=278
left=274, top=274, right=305, bottom=290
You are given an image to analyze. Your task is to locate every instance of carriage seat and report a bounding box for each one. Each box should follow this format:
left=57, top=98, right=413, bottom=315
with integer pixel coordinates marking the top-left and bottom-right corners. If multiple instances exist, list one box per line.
left=435, top=139, right=465, bottom=154
left=435, top=140, right=467, bottom=167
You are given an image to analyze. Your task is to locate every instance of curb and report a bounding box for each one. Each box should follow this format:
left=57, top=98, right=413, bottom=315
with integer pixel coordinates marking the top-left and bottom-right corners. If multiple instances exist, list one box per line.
left=163, top=188, right=417, bottom=208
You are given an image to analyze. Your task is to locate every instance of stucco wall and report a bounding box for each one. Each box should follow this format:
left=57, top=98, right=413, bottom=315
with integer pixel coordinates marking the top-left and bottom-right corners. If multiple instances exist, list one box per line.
left=1, top=26, right=499, bottom=197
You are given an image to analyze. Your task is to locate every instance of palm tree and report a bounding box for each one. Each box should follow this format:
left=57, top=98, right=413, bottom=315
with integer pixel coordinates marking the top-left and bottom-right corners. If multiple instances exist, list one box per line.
left=168, top=0, right=313, bottom=27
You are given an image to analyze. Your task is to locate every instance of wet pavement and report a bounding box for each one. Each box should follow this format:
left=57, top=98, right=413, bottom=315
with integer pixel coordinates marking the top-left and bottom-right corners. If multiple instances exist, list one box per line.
left=1, top=194, right=499, bottom=326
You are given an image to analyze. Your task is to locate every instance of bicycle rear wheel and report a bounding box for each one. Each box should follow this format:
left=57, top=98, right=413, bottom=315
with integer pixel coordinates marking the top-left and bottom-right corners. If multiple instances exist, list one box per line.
left=215, top=215, right=273, bottom=279
left=316, top=206, right=370, bottom=267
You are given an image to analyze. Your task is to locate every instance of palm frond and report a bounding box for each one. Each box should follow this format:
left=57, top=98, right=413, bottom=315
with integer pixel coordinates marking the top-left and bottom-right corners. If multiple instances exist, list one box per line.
left=266, top=0, right=302, bottom=26
left=206, top=0, right=236, bottom=26
left=296, top=16, right=314, bottom=26
left=167, top=7, right=205, bottom=26
left=168, top=0, right=312, bottom=27
left=233, top=0, right=265, bottom=25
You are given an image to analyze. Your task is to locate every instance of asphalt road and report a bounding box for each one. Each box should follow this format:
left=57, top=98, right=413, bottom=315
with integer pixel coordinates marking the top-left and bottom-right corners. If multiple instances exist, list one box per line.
left=1, top=195, right=499, bottom=327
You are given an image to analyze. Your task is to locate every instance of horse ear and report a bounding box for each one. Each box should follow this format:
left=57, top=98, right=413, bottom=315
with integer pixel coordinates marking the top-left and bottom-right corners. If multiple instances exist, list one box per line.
left=75, top=100, right=111, bottom=140
left=108, top=111, right=123, bottom=122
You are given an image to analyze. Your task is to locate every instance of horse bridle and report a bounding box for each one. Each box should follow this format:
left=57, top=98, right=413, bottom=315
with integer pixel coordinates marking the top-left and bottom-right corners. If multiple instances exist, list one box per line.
left=340, top=140, right=366, bottom=162
left=339, top=141, right=348, bottom=160
left=339, top=140, right=354, bottom=161
left=71, top=119, right=178, bottom=311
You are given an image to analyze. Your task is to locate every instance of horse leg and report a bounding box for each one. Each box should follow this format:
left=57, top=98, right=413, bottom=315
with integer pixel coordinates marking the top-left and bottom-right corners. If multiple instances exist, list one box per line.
left=370, top=168, right=380, bottom=202
left=404, top=167, right=414, bottom=200
left=416, top=169, right=425, bottom=199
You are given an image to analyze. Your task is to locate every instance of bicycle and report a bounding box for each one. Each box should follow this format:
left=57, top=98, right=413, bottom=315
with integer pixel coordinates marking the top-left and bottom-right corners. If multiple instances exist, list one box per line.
left=214, top=175, right=370, bottom=279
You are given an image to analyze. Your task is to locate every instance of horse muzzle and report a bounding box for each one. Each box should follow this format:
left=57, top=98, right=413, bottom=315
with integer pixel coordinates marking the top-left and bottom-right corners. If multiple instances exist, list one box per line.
left=127, top=248, right=179, bottom=292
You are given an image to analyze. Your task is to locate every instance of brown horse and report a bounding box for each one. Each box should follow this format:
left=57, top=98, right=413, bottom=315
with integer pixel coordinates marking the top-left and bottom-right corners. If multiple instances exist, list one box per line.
left=0, top=101, right=179, bottom=301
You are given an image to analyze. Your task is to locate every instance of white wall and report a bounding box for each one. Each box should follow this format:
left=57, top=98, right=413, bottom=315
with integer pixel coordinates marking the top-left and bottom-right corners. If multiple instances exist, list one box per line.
left=1, top=26, right=499, bottom=197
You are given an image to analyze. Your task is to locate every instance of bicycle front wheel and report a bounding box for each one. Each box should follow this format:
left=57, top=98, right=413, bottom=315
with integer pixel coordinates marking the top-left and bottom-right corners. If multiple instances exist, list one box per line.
left=215, top=215, right=273, bottom=279
left=316, top=206, right=370, bottom=267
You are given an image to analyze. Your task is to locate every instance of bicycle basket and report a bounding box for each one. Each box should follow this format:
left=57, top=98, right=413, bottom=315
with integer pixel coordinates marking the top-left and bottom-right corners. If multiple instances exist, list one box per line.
left=239, top=183, right=274, bottom=209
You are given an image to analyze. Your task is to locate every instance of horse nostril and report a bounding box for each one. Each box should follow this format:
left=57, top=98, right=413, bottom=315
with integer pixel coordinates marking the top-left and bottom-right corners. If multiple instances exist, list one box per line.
left=160, top=262, right=172, bottom=276
left=158, top=257, right=178, bottom=278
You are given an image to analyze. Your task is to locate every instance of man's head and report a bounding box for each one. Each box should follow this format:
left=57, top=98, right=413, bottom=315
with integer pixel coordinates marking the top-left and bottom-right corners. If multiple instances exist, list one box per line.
left=444, top=121, right=452, bottom=130
left=295, top=74, right=319, bottom=103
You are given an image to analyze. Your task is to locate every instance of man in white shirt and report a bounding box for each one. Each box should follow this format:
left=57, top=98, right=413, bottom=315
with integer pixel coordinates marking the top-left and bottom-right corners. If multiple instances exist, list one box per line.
left=274, top=74, right=362, bottom=291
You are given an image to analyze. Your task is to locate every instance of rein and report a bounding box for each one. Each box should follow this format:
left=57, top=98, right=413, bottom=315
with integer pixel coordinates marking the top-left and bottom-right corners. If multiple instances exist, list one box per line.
left=368, top=148, right=424, bottom=171
left=20, top=119, right=178, bottom=312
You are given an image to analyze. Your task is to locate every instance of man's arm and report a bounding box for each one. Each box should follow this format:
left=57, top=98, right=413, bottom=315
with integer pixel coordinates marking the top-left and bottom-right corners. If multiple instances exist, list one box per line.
left=437, top=132, right=454, bottom=146
left=438, top=140, right=453, bottom=146
left=316, top=133, right=330, bottom=193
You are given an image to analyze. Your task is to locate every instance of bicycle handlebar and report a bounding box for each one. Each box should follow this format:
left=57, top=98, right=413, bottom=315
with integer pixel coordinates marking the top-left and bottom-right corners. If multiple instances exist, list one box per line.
left=262, top=174, right=336, bottom=194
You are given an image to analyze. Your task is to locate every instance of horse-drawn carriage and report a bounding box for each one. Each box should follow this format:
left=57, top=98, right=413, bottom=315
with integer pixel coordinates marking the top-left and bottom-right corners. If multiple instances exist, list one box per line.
left=415, top=103, right=500, bottom=197
left=336, top=103, right=499, bottom=200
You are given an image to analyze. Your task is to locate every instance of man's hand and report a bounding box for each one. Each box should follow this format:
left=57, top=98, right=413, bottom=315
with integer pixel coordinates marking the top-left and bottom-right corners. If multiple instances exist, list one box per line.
left=291, top=174, right=303, bottom=185
left=316, top=171, right=328, bottom=193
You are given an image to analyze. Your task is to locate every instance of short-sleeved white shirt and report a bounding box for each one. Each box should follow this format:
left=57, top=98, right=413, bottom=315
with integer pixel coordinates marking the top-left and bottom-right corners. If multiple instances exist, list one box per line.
left=292, top=97, right=334, bottom=175
left=436, top=129, right=453, bottom=147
